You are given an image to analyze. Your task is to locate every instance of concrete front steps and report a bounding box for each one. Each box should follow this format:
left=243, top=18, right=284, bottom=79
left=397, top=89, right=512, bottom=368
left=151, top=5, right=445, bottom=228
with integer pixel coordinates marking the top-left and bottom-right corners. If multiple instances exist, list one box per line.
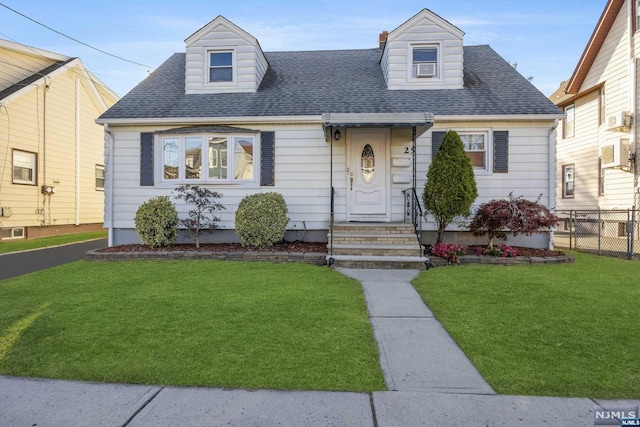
left=327, top=222, right=429, bottom=269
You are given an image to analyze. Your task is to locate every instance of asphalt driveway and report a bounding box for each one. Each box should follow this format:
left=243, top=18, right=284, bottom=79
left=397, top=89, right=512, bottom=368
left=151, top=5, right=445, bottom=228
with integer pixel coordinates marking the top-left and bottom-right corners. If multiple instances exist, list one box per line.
left=0, top=238, right=107, bottom=280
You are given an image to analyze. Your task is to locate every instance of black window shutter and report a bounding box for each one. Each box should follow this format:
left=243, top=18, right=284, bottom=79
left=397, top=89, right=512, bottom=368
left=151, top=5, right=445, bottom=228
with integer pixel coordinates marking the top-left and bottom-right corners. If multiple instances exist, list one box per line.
left=493, top=131, right=509, bottom=173
left=260, top=131, right=275, bottom=186
left=431, top=131, right=445, bottom=157
left=140, top=132, right=154, bottom=186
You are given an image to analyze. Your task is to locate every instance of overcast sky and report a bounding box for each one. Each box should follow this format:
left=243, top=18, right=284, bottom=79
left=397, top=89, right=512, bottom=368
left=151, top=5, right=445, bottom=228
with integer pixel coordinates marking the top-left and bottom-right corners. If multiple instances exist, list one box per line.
left=0, top=0, right=606, bottom=98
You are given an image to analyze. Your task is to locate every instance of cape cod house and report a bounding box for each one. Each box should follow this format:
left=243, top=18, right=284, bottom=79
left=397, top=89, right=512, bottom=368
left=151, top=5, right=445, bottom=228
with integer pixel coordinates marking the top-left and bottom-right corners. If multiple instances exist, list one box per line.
left=97, top=9, right=562, bottom=267
left=0, top=39, right=118, bottom=241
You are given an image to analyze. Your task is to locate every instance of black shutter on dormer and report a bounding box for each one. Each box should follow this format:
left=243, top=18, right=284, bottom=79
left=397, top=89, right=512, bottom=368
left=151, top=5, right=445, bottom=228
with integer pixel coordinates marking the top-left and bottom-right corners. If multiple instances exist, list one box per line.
left=493, top=131, right=509, bottom=173
left=140, top=132, right=154, bottom=186
left=431, top=131, right=445, bottom=157
left=260, top=131, right=275, bottom=186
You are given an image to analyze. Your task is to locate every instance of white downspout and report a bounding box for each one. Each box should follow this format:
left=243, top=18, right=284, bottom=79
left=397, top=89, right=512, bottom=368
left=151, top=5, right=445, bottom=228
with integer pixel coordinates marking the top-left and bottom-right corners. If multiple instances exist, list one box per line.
left=75, top=78, right=80, bottom=226
left=104, top=123, right=114, bottom=247
left=548, top=119, right=559, bottom=250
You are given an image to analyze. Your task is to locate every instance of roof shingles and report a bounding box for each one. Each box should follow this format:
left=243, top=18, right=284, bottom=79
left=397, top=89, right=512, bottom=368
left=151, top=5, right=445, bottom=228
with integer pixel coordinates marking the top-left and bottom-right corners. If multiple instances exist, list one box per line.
left=99, top=46, right=560, bottom=120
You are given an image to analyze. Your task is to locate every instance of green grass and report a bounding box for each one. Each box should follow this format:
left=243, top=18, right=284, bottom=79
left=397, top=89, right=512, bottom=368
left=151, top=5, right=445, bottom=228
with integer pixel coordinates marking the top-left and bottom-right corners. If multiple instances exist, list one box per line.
left=0, top=260, right=385, bottom=391
left=0, top=231, right=107, bottom=254
left=412, top=252, right=640, bottom=399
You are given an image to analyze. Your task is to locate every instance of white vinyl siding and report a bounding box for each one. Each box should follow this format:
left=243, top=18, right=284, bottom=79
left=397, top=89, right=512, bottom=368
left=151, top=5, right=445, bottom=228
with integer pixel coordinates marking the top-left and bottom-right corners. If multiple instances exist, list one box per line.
left=425, top=123, right=552, bottom=207
left=381, top=10, right=464, bottom=90
left=556, top=91, right=601, bottom=210
left=107, top=119, right=553, bottom=243
left=108, top=125, right=335, bottom=234
left=185, top=18, right=268, bottom=94
left=557, top=4, right=636, bottom=210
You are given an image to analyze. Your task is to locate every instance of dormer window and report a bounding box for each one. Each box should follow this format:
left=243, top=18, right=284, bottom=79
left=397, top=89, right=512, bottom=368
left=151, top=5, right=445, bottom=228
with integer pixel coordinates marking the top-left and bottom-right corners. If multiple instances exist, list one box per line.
left=412, top=45, right=439, bottom=79
left=208, top=50, right=233, bottom=83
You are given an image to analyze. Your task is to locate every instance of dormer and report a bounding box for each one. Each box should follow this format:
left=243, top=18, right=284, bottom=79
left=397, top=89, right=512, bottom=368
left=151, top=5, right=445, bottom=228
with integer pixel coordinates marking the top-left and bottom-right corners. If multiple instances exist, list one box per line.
left=380, top=9, right=464, bottom=90
left=184, top=16, right=268, bottom=94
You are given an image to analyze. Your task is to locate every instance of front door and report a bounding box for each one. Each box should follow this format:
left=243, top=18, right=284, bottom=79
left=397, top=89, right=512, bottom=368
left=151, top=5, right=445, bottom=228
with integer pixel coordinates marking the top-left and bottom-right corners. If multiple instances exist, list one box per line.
left=347, top=129, right=389, bottom=220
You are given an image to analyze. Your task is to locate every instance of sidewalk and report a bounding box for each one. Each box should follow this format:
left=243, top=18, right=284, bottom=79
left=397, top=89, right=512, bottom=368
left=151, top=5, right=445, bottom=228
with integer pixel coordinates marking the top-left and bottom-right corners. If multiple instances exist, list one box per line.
left=0, top=268, right=638, bottom=426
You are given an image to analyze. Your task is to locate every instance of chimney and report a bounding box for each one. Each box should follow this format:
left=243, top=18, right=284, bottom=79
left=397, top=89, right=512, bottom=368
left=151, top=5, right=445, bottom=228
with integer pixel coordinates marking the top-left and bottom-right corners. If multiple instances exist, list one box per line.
left=379, top=31, right=388, bottom=49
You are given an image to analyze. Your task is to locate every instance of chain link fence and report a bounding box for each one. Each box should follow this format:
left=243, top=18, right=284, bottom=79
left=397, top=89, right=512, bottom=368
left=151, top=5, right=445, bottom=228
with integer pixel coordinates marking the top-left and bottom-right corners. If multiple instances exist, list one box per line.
left=554, top=209, right=640, bottom=260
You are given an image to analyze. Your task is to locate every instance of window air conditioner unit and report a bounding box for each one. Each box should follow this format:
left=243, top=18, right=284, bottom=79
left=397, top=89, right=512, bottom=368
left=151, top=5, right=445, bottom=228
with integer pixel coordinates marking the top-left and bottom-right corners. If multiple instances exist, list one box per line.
left=416, top=63, right=436, bottom=77
left=600, top=138, right=631, bottom=169
left=606, top=111, right=632, bottom=132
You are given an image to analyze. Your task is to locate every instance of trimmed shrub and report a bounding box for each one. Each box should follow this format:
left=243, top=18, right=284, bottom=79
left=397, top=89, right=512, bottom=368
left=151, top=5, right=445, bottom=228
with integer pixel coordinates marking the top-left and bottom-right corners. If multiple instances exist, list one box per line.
left=469, top=194, right=559, bottom=247
left=235, top=192, right=289, bottom=247
left=423, top=130, right=478, bottom=244
left=134, top=196, right=178, bottom=248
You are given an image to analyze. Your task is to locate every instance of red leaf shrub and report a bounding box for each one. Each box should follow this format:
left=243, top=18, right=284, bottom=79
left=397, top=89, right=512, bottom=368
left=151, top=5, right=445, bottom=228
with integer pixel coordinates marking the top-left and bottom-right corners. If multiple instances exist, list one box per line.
left=469, top=194, right=559, bottom=247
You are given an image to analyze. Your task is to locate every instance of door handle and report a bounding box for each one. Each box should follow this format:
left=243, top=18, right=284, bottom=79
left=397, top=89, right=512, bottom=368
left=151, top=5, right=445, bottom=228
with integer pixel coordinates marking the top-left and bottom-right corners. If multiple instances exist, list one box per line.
left=350, top=172, right=353, bottom=191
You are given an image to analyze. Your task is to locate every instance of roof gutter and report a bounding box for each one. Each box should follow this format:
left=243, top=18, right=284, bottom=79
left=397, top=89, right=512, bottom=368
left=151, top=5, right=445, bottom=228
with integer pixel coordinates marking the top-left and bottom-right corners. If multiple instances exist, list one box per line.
left=434, top=114, right=565, bottom=122
left=97, top=113, right=564, bottom=127
left=96, top=115, right=323, bottom=126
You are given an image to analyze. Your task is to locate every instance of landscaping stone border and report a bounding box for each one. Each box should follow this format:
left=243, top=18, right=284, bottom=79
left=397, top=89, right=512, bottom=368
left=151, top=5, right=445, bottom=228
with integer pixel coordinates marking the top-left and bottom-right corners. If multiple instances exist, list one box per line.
left=86, top=249, right=573, bottom=268
left=85, top=249, right=326, bottom=266
left=429, top=254, right=575, bottom=267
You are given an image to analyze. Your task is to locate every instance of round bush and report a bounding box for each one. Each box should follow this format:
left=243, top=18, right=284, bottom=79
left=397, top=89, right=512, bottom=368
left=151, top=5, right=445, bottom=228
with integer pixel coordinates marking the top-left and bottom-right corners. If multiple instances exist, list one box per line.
left=235, top=192, right=289, bottom=247
left=134, top=196, right=179, bottom=248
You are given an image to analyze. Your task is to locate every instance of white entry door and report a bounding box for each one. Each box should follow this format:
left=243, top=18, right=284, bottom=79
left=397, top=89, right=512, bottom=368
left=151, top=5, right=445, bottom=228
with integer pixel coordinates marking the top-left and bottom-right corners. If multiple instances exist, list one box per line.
left=347, top=129, right=389, bottom=220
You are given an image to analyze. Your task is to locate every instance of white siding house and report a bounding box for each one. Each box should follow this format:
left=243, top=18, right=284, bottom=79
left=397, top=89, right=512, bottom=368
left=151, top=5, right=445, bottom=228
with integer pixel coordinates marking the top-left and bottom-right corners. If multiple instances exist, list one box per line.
left=553, top=0, right=639, bottom=212
left=98, top=9, right=562, bottom=261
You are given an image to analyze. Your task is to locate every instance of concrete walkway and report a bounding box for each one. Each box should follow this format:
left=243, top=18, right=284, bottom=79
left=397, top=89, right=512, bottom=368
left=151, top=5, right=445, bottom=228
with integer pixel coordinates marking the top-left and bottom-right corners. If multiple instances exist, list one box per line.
left=339, top=268, right=494, bottom=394
left=0, top=267, right=638, bottom=426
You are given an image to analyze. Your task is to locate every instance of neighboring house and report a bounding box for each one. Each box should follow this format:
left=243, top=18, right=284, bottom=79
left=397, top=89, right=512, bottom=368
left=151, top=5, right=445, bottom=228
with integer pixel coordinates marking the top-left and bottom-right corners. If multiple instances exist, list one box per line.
left=0, top=39, right=118, bottom=241
left=97, top=9, right=562, bottom=265
left=552, top=0, right=638, bottom=213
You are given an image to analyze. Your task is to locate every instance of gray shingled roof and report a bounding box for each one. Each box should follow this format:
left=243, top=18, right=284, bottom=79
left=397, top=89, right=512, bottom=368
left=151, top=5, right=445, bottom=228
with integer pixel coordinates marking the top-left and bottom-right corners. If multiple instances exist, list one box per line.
left=99, top=46, right=561, bottom=120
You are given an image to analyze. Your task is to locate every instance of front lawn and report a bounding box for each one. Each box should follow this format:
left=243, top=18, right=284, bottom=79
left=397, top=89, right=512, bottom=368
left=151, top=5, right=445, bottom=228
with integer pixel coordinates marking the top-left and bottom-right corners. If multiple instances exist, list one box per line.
left=0, top=261, right=385, bottom=391
left=412, top=252, right=640, bottom=398
left=0, top=231, right=107, bottom=254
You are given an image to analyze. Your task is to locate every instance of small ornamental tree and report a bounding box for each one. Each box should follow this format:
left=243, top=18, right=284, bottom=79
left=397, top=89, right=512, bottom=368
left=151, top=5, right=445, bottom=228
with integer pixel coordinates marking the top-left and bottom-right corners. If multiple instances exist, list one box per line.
left=134, top=196, right=178, bottom=248
left=173, top=185, right=225, bottom=248
left=423, top=130, right=478, bottom=243
left=469, top=193, right=559, bottom=247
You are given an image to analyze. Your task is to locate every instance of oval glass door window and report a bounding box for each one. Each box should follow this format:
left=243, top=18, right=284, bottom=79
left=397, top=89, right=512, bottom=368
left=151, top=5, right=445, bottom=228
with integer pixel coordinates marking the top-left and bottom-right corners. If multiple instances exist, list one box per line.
left=361, top=144, right=375, bottom=183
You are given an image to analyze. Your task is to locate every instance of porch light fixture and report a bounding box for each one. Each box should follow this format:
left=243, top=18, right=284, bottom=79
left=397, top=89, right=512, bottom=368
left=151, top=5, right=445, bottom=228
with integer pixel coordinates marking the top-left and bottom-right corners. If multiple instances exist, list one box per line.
left=333, top=129, right=341, bottom=141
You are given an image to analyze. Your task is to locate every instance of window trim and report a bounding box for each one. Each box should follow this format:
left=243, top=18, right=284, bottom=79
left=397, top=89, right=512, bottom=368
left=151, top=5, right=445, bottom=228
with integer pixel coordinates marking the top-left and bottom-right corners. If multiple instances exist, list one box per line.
left=563, top=104, right=575, bottom=139
left=205, top=48, right=236, bottom=86
left=598, top=158, right=605, bottom=196
left=12, top=149, right=37, bottom=185
left=598, top=87, right=605, bottom=126
left=95, top=164, right=105, bottom=191
left=157, top=132, right=259, bottom=187
left=407, top=42, right=442, bottom=82
left=455, top=129, right=492, bottom=174
left=562, top=164, right=575, bottom=199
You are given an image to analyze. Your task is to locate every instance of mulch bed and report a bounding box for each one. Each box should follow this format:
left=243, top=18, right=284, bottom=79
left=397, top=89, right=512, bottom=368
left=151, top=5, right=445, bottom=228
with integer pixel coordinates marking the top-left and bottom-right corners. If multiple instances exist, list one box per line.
left=99, top=242, right=562, bottom=257
left=98, top=241, right=328, bottom=253
left=461, top=246, right=564, bottom=257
